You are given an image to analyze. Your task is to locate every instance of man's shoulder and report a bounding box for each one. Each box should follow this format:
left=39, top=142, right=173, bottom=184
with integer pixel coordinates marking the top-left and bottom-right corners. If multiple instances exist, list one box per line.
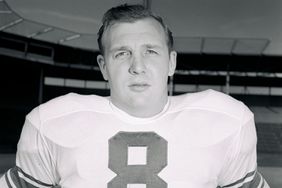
left=27, top=93, right=110, bottom=123
left=170, top=89, right=250, bottom=120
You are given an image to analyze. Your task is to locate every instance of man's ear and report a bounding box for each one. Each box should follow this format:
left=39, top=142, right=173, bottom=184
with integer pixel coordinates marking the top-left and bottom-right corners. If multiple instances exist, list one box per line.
left=168, top=51, right=177, bottom=76
left=97, top=54, right=108, bottom=81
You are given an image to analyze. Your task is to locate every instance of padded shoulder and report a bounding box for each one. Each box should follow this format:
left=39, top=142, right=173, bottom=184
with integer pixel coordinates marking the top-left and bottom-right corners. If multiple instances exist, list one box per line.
left=26, top=93, right=111, bottom=126
left=170, top=89, right=252, bottom=121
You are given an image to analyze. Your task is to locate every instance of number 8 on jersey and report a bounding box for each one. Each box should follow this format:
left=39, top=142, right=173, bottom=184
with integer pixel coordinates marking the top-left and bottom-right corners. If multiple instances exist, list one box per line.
left=108, top=132, right=168, bottom=188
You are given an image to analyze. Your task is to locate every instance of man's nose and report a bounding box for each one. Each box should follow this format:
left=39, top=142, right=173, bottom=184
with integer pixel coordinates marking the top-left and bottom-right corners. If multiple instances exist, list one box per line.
left=128, top=54, right=146, bottom=75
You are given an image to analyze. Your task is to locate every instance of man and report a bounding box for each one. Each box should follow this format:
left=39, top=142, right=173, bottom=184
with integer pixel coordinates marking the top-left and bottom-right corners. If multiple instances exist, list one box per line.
left=0, top=4, right=269, bottom=188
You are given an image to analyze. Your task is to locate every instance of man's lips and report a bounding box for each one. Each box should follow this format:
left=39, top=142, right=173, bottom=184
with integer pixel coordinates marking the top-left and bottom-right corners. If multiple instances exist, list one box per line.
left=128, top=83, right=151, bottom=92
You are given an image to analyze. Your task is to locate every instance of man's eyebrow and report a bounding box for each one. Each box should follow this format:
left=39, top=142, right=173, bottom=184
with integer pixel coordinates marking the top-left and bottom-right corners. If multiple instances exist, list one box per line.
left=110, top=46, right=130, bottom=52
left=144, top=44, right=162, bottom=49
left=110, top=44, right=162, bottom=52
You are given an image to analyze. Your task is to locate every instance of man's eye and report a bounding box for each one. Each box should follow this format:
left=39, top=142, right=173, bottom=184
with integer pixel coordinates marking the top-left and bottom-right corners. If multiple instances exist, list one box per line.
left=114, top=51, right=130, bottom=59
left=145, top=49, right=158, bottom=55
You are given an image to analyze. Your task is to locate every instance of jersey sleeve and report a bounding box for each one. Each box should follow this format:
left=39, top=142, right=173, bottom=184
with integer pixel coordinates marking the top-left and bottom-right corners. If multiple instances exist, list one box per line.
left=217, top=105, right=269, bottom=188
left=0, top=108, right=59, bottom=188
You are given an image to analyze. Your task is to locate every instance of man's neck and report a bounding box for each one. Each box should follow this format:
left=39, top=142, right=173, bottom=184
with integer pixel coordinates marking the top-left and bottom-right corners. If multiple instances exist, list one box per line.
left=110, top=97, right=169, bottom=118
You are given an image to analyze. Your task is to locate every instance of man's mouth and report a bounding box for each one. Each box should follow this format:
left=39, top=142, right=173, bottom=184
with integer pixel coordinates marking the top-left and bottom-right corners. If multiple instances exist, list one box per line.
left=128, top=83, right=151, bottom=92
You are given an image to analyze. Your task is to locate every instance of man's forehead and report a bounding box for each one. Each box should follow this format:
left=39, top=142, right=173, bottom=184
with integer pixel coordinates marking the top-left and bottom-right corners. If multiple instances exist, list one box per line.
left=105, top=18, right=164, bottom=37
left=104, top=19, right=165, bottom=43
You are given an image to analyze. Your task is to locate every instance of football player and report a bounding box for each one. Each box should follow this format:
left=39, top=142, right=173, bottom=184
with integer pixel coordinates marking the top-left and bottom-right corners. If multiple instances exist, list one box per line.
left=0, top=4, right=269, bottom=188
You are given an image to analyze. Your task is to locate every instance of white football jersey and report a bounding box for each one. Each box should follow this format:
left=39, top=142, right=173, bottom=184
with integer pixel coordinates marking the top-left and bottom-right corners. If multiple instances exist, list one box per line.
left=0, top=89, right=269, bottom=188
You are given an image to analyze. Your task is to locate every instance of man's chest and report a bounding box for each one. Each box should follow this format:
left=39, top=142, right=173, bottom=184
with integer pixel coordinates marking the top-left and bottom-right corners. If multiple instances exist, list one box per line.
left=55, top=128, right=231, bottom=188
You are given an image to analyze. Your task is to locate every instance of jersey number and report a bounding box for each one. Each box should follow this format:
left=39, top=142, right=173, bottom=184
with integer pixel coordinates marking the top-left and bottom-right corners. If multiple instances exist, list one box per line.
left=108, top=132, right=167, bottom=188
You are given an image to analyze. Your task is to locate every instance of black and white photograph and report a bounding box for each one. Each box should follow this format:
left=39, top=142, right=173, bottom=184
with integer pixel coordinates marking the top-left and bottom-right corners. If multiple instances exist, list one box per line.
left=0, top=0, right=281, bottom=187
